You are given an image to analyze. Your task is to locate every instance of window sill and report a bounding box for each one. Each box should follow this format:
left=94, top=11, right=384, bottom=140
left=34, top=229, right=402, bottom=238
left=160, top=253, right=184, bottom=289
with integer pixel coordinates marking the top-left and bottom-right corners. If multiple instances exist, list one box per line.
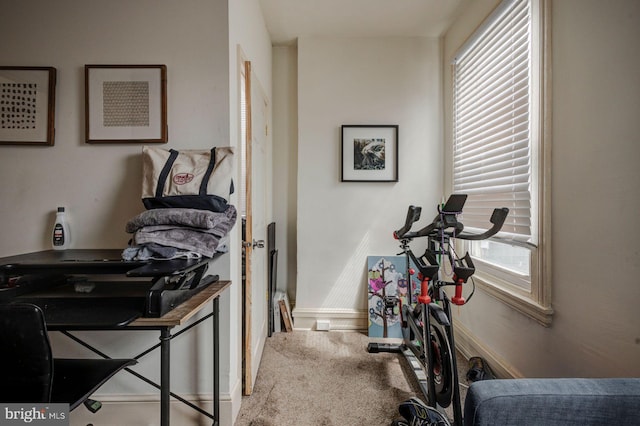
left=473, top=273, right=554, bottom=327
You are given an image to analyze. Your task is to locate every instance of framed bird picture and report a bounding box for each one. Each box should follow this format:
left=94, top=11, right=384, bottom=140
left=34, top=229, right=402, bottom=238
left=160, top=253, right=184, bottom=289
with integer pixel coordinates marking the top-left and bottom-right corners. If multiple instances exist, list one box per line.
left=341, top=124, right=398, bottom=182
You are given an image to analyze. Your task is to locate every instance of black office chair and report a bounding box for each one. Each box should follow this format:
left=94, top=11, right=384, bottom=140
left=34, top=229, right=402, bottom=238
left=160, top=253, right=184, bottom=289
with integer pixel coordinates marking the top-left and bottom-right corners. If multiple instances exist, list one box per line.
left=0, top=303, right=136, bottom=411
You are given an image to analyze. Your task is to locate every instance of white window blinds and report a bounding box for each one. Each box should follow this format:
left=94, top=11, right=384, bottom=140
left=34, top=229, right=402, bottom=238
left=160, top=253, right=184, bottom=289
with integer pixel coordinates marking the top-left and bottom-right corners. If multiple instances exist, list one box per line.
left=453, top=0, right=534, bottom=245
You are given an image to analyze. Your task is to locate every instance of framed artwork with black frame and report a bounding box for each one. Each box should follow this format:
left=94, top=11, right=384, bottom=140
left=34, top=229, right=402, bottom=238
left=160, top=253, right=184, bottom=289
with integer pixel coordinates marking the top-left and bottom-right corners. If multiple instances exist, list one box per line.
left=341, top=124, right=398, bottom=182
left=0, top=66, right=56, bottom=146
left=85, top=65, right=167, bottom=144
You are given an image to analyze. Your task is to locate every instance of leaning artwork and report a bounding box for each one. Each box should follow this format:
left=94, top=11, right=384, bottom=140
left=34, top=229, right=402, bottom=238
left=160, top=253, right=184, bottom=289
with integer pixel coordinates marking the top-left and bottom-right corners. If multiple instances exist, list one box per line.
left=367, top=255, right=419, bottom=338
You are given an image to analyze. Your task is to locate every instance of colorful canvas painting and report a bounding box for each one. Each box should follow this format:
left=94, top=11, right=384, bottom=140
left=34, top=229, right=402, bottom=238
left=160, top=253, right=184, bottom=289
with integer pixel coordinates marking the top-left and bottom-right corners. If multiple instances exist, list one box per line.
left=367, top=255, right=420, bottom=338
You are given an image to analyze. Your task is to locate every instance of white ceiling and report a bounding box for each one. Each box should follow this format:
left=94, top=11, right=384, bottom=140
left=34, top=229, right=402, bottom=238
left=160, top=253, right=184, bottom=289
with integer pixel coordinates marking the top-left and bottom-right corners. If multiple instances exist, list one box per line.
left=259, top=0, right=467, bottom=45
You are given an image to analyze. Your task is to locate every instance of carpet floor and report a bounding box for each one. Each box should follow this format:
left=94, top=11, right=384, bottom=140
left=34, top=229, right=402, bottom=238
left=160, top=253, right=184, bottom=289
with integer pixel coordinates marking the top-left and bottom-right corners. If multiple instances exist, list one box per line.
left=235, top=331, right=468, bottom=426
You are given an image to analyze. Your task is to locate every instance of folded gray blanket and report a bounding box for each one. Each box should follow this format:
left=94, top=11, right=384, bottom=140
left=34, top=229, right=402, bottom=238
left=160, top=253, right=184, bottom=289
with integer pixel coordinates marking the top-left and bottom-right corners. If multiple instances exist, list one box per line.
left=124, top=205, right=237, bottom=259
left=122, top=243, right=202, bottom=261
left=133, top=227, right=222, bottom=258
left=126, top=205, right=237, bottom=233
left=136, top=223, right=228, bottom=238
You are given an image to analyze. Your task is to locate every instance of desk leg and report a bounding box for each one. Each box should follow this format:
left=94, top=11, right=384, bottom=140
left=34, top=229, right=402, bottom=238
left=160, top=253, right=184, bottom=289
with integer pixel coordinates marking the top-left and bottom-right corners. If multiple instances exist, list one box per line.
left=161, top=327, right=171, bottom=426
left=213, top=297, right=220, bottom=426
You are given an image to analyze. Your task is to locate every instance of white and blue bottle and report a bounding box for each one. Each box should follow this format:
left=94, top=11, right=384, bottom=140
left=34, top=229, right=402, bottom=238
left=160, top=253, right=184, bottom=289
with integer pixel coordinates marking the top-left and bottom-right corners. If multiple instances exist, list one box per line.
left=52, top=207, right=70, bottom=250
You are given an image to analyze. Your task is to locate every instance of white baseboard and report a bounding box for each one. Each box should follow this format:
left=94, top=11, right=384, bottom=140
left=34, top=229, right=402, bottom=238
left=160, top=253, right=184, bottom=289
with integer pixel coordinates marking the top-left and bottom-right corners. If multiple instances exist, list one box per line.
left=291, top=307, right=367, bottom=331
left=68, top=391, right=238, bottom=426
left=228, top=377, right=243, bottom=424
left=453, top=322, right=522, bottom=379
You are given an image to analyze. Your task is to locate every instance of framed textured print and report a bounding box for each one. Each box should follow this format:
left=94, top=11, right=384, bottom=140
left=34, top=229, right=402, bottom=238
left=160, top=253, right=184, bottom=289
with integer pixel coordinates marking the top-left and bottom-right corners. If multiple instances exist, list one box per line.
left=341, top=124, right=398, bottom=182
left=0, top=66, right=56, bottom=146
left=85, top=65, right=167, bottom=144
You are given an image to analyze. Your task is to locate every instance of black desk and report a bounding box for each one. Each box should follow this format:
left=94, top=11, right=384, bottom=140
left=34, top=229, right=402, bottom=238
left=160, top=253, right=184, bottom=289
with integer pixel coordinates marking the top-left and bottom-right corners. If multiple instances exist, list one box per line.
left=0, top=249, right=231, bottom=426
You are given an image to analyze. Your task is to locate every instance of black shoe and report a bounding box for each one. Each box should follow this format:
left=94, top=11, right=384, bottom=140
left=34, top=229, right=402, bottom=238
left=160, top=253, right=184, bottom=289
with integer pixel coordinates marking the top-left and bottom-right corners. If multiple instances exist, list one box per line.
left=398, top=397, right=451, bottom=426
left=466, top=356, right=495, bottom=383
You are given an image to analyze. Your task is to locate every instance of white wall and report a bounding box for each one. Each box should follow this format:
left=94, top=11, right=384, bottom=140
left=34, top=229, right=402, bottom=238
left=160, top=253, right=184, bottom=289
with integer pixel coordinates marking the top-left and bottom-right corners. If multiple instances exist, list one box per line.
left=272, top=45, right=299, bottom=300
left=293, top=37, right=444, bottom=329
left=0, top=1, right=250, bottom=425
left=228, top=0, right=273, bottom=416
left=443, top=0, right=640, bottom=377
left=0, top=1, right=230, bottom=256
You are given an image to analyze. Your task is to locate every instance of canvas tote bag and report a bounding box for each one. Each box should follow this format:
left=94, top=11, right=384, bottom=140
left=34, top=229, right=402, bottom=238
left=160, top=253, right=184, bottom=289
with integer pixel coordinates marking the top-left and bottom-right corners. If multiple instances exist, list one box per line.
left=141, top=146, right=234, bottom=212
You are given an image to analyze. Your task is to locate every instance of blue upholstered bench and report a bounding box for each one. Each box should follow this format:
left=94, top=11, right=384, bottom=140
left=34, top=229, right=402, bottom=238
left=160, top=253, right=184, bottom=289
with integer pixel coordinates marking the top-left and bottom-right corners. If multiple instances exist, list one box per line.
left=463, top=378, right=640, bottom=426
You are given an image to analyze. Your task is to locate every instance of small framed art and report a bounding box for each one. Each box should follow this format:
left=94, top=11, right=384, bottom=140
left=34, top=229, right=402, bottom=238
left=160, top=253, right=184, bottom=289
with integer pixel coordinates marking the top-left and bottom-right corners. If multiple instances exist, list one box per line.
left=85, top=65, right=167, bottom=144
left=0, top=66, right=56, bottom=146
left=341, top=124, right=398, bottom=182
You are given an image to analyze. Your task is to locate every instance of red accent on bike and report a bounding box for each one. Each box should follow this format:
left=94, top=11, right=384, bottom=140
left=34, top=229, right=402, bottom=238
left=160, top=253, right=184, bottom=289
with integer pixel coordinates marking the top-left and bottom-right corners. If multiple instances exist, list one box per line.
left=418, top=277, right=431, bottom=304
left=452, top=276, right=466, bottom=305
left=393, top=231, right=399, bottom=240
left=409, top=268, right=415, bottom=275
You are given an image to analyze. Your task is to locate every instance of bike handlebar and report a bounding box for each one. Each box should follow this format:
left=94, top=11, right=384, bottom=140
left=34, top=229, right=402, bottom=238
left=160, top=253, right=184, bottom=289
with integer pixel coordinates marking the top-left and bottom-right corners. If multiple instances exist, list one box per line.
left=393, top=195, right=509, bottom=241
left=393, top=205, right=422, bottom=240
left=456, top=207, right=509, bottom=240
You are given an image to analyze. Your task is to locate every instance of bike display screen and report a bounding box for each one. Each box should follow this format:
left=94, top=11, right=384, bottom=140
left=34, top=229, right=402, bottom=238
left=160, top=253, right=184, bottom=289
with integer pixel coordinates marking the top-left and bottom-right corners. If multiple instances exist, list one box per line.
left=441, top=194, right=467, bottom=213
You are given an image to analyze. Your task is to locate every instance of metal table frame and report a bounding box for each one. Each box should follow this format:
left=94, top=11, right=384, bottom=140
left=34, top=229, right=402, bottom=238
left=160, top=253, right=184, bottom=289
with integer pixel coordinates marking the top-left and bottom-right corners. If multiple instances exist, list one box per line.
left=0, top=249, right=230, bottom=426
left=54, top=280, right=230, bottom=426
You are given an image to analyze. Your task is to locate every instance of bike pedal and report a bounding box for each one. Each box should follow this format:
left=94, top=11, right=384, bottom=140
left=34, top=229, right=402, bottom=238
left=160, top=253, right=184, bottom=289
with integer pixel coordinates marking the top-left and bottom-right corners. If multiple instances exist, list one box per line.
left=367, top=342, right=401, bottom=353
left=84, top=398, right=102, bottom=413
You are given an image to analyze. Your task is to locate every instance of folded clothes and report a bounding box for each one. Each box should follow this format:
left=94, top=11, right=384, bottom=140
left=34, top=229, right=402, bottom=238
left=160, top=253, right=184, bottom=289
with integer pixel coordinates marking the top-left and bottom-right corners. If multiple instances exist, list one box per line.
left=122, top=243, right=203, bottom=261
left=125, top=205, right=237, bottom=233
left=133, top=226, right=223, bottom=258
left=135, top=223, right=228, bottom=238
left=123, top=204, right=237, bottom=259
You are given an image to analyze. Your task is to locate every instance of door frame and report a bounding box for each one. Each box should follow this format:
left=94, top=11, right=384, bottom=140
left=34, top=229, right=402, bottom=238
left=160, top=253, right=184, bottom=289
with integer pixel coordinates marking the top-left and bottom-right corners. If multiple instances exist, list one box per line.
left=239, top=53, right=254, bottom=395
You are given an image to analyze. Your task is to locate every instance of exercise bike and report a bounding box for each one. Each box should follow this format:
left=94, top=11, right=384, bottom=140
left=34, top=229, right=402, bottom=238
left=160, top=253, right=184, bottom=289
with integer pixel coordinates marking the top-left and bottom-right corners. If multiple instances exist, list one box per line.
left=368, top=194, right=508, bottom=426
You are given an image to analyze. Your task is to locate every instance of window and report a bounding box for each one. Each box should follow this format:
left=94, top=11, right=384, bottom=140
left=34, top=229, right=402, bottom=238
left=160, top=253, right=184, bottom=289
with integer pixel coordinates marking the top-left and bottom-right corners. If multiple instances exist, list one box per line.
left=452, top=0, right=552, bottom=325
